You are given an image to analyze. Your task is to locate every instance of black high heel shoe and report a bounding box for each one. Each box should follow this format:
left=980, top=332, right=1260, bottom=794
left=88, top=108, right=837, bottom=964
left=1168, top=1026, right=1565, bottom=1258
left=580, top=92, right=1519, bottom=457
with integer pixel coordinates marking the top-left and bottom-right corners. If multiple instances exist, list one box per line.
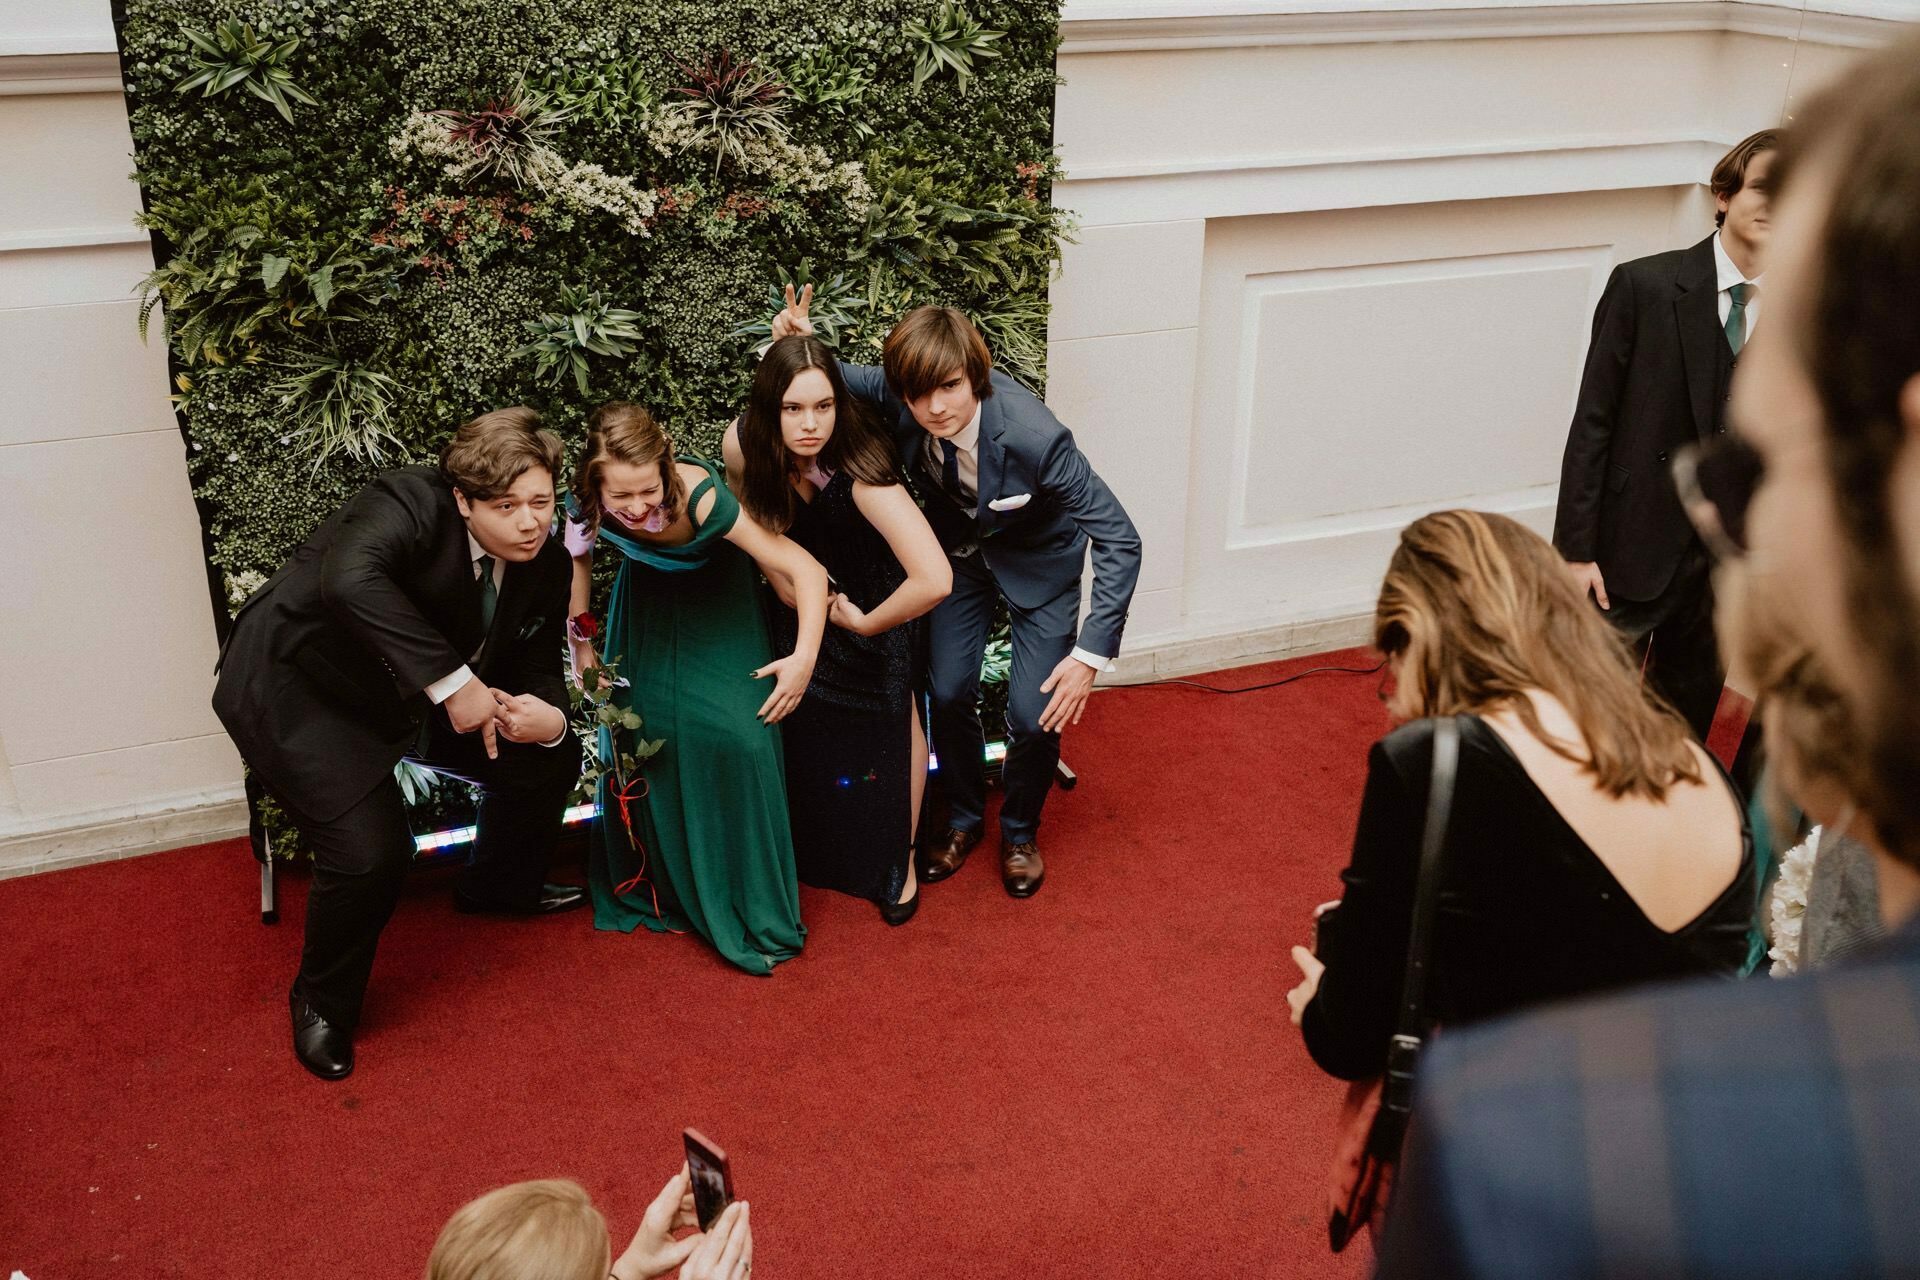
left=879, top=879, right=920, bottom=926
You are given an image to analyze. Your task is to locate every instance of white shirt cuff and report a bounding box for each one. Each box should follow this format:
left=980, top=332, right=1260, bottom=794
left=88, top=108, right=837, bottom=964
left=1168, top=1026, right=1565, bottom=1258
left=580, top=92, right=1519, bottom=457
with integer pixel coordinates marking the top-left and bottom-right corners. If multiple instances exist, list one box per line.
left=1069, top=646, right=1115, bottom=673
left=538, top=719, right=571, bottom=748
left=426, top=665, right=474, bottom=705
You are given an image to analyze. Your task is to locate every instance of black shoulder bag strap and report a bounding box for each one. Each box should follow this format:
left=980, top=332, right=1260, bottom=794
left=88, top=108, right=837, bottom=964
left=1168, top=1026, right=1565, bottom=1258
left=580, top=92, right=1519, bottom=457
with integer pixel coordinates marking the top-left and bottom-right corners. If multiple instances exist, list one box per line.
left=1369, top=714, right=1461, bottom=1156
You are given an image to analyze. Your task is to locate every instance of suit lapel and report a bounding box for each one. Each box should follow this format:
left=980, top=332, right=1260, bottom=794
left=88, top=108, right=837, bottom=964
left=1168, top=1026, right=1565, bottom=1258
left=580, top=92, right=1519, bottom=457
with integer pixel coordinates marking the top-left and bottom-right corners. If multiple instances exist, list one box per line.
left=974, top=397, right=1006, bottom=535
left=1675, top=236, right=1722, bottom=442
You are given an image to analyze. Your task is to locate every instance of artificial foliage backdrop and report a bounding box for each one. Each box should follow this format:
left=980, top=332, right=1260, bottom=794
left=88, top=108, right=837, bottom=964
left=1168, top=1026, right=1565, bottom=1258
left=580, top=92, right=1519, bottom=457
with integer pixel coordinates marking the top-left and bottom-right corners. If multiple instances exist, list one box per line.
left=116, top=0, right=1068, bottom=844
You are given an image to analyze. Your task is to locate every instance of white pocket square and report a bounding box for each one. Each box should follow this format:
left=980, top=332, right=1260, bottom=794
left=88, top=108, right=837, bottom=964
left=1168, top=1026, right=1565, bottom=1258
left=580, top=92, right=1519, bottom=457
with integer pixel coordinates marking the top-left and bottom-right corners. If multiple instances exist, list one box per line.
left=987, top=493, right=1032, bottom=512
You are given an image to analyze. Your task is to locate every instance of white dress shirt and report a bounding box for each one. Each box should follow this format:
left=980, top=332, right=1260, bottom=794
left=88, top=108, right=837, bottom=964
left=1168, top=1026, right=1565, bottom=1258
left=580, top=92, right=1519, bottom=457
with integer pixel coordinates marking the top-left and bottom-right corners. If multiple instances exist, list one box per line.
left=927, top=405, right=1112, bottom=674
left=1712, top=231, right=1762, bottom=337
left=425, top=533, right=566, bottom=746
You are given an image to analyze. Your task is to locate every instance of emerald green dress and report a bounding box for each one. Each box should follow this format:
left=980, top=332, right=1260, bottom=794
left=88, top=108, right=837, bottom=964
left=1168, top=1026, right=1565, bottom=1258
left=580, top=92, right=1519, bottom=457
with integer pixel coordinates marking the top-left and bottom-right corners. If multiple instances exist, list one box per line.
left=584, top=457, right=805, bottom=974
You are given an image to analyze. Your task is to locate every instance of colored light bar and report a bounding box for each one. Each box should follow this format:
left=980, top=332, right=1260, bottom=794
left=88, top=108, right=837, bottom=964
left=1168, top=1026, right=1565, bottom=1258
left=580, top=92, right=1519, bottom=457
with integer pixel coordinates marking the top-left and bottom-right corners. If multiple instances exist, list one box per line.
left=414, top=742, right=1009, bottom=853
left=413, top=801, right=599, bottom=854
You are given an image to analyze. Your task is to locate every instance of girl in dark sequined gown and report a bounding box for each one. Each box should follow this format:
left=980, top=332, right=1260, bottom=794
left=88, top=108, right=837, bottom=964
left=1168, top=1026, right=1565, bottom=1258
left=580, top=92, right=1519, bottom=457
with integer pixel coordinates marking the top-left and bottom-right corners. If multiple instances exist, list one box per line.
left=725, top=336, right=952, bottom=923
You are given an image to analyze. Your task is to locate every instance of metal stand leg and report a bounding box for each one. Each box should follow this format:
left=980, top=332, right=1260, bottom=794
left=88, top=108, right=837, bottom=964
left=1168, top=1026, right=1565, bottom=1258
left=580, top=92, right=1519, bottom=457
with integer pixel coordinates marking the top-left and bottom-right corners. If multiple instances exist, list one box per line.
left=1055, top=758, right=1078, bottom=790
left=248, top=771, right=279, bottom=925
left=260, top=852, right=278, bottom=925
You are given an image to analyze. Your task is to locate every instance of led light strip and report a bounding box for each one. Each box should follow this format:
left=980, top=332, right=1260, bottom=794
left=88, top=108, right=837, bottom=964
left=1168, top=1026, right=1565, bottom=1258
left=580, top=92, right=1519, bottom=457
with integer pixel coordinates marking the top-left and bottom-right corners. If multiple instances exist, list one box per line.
left=411, top=743, right=1009, bottom=854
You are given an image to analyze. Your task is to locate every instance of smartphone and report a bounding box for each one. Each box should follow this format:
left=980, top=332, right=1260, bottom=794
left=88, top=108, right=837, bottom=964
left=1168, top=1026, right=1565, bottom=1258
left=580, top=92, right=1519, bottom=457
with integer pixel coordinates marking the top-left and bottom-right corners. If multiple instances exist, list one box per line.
left=1310, top=899, right=1342, bottom=953
left=683, top=1128, right=735, bottom=1231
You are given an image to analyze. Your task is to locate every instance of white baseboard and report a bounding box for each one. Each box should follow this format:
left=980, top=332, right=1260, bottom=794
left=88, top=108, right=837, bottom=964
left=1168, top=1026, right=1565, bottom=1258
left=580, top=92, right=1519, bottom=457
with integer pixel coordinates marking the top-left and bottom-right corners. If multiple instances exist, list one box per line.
left=0, top=788, right=249, bottom=881
left=1103, top=612, right=1376, bottom=683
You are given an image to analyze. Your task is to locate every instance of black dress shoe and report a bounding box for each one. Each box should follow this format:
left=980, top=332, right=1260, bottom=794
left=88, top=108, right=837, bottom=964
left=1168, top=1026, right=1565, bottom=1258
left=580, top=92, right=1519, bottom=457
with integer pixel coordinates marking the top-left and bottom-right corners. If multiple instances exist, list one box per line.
left=878, top=884, right=920, bottom=927
left=454, top=882, right=588, bottom=916
left=289, top=991, right=353, bottom=1081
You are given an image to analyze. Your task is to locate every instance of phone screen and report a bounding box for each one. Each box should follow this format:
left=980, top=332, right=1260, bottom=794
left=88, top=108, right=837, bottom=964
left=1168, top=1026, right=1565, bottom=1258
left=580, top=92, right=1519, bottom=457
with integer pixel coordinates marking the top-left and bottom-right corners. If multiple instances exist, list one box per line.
left=683, top=1128, right=734, bottom=1231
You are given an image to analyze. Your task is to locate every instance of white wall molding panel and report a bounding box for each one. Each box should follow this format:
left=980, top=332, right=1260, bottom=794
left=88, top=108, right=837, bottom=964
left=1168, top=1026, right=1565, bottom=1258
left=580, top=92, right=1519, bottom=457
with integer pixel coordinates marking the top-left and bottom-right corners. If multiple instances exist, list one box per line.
left=0, top=2, right=245, bottom=876
left=1050, top=0, right=1913, bottom=681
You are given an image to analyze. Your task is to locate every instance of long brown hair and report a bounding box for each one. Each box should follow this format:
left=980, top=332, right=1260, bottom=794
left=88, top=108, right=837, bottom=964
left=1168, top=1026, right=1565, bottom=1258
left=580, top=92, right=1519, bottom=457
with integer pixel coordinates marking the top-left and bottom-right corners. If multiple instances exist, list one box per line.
left=572, top=401, right=686, bottom=533
left=1375, top=510, right=1703, bottom=799
left=881, top=305, right=993, bottom=402
left=735, top=334, right=903, bottom=533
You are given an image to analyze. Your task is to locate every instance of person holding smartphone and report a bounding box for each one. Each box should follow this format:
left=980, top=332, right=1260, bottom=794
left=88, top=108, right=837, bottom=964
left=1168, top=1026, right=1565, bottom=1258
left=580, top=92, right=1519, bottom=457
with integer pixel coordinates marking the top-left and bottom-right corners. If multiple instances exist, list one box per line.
left=426, top=1167, right=753, bottom=1280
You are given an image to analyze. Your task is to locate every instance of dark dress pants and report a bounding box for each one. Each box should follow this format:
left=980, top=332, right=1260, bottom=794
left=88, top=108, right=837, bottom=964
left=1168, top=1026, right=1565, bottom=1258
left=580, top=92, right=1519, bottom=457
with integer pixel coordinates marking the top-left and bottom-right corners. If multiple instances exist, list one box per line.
left=1604, top=544, right=1725, bottom=742
left=927, top=550, right=1079, bottom=846
left=288, top=718, right=581, bottom=1029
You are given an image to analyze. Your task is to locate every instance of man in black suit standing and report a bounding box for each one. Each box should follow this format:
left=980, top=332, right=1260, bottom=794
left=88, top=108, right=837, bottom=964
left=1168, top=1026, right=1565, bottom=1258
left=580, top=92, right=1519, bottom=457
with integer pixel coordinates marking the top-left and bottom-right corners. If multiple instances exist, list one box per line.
left=1554, top=129, right=1778, bottom=739
left=214, top=408, right=584, bottom=1080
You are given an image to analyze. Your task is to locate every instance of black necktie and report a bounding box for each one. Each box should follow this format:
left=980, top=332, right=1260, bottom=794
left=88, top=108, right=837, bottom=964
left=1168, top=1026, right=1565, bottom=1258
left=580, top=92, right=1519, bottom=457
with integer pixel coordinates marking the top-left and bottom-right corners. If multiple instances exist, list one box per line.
left=940, top=439, right=965, bottom=503
left=476, top=555, right=497, bottom=634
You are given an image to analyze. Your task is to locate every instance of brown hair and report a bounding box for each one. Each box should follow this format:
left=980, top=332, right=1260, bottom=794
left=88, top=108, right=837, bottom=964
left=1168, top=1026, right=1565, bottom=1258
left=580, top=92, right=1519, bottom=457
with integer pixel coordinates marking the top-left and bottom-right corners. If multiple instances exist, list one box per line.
left=735, top=335, right=905, bottom=532
left=1771, top=28, right=1920, bottom=864
left=441, top=407, right=565, bottom=501
left=424, top=1179, right=607, bottom=1280
left=1711, top=128, right=1781, bottom=227
left=881, top=306, right=993, bottom=403
left=573, top=401, right=687, bottom=533
left=1376, top=510, right=1703, bottom=799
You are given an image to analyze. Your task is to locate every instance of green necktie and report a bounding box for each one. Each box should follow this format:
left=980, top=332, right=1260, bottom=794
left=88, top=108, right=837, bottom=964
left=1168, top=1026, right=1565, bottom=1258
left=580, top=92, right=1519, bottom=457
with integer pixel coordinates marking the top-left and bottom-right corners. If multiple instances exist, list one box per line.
left=1725, top=282, right=1754, bottom=355
left=476, top=554, right=497, bottom=635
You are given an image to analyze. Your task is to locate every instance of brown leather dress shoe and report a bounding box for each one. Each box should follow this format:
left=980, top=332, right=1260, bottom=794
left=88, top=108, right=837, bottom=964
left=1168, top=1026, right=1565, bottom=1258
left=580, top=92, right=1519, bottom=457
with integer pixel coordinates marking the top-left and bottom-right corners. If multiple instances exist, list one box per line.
left=921, top=827, right=982, bottom=883
left=1001, top=840, right=1046, bottom=898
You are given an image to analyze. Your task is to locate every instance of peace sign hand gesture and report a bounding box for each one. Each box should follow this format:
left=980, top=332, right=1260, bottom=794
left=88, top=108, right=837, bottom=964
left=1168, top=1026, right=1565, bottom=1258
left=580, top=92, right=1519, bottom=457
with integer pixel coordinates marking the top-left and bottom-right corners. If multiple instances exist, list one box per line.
left=771, top=282, right=814, bottom=339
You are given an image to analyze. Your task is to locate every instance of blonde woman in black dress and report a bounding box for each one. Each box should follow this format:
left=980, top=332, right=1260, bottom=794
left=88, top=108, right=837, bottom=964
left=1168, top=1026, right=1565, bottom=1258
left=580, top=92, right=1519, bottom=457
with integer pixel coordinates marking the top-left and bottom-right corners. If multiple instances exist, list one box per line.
left=724, top=336, right=951, bottom=924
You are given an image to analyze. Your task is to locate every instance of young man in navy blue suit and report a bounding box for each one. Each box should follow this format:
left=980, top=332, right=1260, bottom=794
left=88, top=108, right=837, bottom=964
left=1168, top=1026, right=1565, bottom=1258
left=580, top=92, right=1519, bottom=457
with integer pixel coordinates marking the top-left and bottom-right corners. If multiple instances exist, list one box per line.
left=1378, top=38, right=1920, bottom=1276
left=772, top=293, right=1141, bottom=897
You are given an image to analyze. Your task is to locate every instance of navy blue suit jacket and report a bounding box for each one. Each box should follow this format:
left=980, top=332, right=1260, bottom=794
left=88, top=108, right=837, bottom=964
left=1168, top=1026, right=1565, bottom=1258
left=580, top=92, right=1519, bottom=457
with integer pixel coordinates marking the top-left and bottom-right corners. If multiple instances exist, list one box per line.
left=839, top=362, right=1141, bottom=659
left=1377, top=916, right=1920, bottom=1278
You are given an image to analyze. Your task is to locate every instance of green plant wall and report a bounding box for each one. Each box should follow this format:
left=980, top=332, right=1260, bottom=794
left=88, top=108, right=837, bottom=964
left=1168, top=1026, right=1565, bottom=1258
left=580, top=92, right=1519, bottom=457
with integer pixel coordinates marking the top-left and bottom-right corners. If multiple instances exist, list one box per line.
left=117, top=0, right=1066, bottom=846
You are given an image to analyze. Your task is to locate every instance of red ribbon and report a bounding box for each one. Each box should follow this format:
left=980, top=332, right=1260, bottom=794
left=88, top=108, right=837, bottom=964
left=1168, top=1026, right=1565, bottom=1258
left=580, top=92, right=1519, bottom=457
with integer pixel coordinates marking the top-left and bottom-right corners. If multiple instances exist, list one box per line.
left=610, top=775, right=683, bottom=932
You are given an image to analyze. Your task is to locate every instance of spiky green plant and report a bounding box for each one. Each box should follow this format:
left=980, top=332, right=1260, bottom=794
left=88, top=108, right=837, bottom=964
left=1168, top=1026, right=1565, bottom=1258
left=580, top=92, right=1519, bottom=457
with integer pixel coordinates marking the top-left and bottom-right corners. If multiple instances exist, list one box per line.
left=905, top=1, right=1005, bottom=93
left=785, top=47, right=874, bottom=141
left=272, top=349, right=407, bottom=466
left=733, top=265, right=868, bottom=353
left=173, top=20, right=319, bottom=123
left=535, top=56, right=659, bottom=129
left=516, top=285, right=646, bottom=395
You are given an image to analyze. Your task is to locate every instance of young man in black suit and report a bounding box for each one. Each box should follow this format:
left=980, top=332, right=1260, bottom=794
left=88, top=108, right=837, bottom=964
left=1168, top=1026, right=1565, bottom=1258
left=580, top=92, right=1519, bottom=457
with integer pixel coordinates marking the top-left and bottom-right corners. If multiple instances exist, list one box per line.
left=213, top=408, right=583, bottom=1079
left=1554, top=129, right=1778, bottom=739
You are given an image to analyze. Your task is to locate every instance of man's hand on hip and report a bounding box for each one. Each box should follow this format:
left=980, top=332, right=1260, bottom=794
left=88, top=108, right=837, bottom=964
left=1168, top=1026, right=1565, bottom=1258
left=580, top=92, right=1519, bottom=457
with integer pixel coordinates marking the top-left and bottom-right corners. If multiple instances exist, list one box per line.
left=1568, top=561, right=1610, bottom=610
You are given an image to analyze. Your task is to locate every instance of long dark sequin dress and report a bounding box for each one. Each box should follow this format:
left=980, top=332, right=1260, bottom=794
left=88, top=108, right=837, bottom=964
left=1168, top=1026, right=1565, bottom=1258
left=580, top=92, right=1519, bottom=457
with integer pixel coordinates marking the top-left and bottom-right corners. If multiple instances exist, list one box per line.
left=768, top=469, right=920, bottom=905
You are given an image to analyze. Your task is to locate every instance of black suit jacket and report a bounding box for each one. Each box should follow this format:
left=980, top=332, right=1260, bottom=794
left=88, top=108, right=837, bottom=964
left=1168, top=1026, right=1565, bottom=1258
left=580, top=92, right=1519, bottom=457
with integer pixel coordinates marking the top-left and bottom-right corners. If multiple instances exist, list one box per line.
left=1376, top=917, right=1920, bottom=1279
left=212, top=466, right=571, bottom=822
left=1553, top=235, right=1733, bottom=601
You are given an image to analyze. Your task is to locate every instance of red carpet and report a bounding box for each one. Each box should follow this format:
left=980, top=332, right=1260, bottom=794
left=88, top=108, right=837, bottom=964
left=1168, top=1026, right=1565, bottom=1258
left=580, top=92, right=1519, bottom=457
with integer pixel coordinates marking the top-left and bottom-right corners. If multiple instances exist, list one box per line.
left=1, top=652, right=1392, bottom=1279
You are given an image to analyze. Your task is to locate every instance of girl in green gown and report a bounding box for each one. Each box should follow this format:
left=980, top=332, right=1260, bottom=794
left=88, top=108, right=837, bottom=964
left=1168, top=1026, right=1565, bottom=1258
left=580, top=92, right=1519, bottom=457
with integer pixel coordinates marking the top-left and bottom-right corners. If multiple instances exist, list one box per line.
left=566, top=401, right=828, bottom=974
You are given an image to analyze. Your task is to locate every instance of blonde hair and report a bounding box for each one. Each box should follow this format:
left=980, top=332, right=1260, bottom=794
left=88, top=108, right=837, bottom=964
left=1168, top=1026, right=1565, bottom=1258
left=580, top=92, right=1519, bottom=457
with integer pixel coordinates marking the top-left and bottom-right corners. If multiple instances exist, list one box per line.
left=1376, top=510, right=1703, bottom=799
left=573, top=401, right=686, bottom=532
left=424, top=1179, right=608, bottom=1280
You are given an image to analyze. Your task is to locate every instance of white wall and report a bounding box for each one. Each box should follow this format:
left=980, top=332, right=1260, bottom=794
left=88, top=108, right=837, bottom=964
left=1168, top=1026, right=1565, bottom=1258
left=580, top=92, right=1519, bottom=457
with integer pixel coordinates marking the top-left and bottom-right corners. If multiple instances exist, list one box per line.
left=0, top=0, right=1911, bottom=870
left=1049, top=0, right=1914, bottom=676
left=0, top=2, right=246, bottom=874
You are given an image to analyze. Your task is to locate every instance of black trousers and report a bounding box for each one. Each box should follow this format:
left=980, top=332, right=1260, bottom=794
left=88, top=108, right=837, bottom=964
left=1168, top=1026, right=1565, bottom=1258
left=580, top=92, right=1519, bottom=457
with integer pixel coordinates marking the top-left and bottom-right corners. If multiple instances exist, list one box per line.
left=927, top=550, right=1079, bottom=846
left=285, top=719, right=581, bottom=1028
left=1604, top=545, right=1726, bottom=742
